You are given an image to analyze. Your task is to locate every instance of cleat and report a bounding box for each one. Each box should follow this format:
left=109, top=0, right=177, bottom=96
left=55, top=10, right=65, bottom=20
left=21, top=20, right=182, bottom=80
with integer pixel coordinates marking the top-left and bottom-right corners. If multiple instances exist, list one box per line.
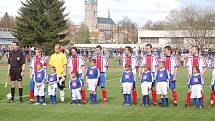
left=19, top=98, right=24, bottom=103
left=43, top=103, right=47, bottom=106
left=34, top=103, right=40, bottom=105
left=7, top=98, right=15, bottom=103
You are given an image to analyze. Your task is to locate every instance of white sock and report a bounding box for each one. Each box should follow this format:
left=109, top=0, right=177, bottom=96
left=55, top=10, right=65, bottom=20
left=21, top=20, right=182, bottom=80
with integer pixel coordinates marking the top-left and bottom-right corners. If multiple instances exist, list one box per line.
left=60, top=90, right=65, bottom=102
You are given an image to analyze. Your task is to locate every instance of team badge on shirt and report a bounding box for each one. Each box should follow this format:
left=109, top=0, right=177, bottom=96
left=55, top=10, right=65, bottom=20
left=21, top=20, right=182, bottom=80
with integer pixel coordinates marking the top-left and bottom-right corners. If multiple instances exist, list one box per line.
left=37, top=73, right=42, bottom=78
left=125, top=74, right=130, bottom=79
left=159, top=72, right=164, bottom=77
left=194, top=77, right=198, bottom=82
left=50, top=77, right=54, bottom=82
left=72, top=81, right=77, bottom=86
left=89, top=70, right=94, bottom=75
left=143, top=74, right=147, bottom=80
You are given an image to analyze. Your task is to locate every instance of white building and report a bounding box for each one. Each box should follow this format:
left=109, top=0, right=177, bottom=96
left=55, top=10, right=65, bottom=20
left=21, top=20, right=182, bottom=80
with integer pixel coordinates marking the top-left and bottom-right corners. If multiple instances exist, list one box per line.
left=138, top=30, right=215, bottom=48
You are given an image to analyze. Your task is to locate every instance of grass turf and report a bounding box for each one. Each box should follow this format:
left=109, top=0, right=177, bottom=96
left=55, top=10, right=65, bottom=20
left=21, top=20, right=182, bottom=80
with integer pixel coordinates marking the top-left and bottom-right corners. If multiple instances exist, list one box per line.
left=0, top=65, right=215, bottom=121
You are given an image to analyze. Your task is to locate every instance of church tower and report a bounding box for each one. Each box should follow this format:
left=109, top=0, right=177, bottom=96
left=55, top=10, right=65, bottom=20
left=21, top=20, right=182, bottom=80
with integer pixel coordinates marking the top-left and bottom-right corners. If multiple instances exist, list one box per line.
left=84, top=0, right=98, bottom=32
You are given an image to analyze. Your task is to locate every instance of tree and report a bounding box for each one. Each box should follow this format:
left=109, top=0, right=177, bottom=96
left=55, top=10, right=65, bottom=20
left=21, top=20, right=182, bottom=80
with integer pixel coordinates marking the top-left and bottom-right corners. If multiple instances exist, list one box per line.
left=13, top=0, right=68, bottom=55
left=117, top=17, right=138, bottom=44
left=0, top=12, right=16, bottom=28
left=166, top=6, right=215, bottom=48
left=76, top=24, right=90, bottom=44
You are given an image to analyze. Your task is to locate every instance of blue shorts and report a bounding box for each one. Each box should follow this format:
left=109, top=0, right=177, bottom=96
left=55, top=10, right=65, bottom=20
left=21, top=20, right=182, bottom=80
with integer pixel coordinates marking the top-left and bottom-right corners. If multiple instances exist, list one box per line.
left=98, top=73, right=106, bottom=88
left=77, top=73, right=84, bottom=87
left=29, top=75, right=35, bottom=91
left=169, top=74, right=176, bottom=90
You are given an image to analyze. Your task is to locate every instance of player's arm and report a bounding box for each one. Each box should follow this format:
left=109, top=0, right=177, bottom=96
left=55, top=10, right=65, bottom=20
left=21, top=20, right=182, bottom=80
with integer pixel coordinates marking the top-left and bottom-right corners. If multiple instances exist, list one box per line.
left=201, top=57, right=207, bottom=76
left=21, top=51, right=26, bottom=76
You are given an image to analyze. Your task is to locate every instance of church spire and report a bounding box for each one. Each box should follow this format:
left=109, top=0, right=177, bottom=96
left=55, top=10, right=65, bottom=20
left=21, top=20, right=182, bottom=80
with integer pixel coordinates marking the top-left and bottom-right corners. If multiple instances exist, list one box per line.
left=108, top=8, right=110, bottom=19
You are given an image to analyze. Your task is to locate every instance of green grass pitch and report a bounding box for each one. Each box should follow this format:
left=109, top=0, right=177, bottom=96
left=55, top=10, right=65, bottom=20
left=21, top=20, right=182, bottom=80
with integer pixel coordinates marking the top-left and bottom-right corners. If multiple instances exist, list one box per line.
left=1, top=64, right=215, bottom=121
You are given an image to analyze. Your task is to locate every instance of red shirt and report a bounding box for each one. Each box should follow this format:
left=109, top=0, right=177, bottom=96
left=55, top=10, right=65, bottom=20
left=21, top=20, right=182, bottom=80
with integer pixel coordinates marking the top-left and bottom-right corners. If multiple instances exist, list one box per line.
left=125, top=56, right=132, bottom=65
left=146, top=55, right=152, bottom=71
left=72, top=56, right=78, bottom=73
left=96, top=55, right=102, bottom=72
left=166, top=56, right=171, bottom=73
left=192, top=56, right=199, bottom=67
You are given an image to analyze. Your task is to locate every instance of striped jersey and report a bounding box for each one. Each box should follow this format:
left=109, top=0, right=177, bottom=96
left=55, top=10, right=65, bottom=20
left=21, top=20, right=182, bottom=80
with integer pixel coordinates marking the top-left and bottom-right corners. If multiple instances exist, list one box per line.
left=92, top=55, right=109, bottom=73
left=141, top=54, right=158, bottom=73
left=68, top=55, right=85, bottom=74
left=122, top=55, right=138, bottom=74
left=160, top=55, right=179, bottom=75
left=186, top=55, right=206, bottom=73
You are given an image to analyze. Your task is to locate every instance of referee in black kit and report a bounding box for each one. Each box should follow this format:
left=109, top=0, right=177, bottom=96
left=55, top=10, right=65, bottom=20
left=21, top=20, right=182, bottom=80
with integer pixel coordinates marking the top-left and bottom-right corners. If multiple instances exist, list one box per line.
left=7, top=41, right=25, bottom=103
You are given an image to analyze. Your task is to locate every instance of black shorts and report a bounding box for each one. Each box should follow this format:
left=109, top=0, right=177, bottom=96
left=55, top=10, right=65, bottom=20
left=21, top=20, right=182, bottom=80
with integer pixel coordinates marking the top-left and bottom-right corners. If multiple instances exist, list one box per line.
left=57, top=77, right=65, bottom=90
left=9, top=68, right=22, bottom=81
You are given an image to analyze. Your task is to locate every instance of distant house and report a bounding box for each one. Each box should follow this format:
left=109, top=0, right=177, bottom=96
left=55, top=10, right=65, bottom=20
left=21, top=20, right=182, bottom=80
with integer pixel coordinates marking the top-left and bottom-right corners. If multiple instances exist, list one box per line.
left=0, top=30, right=17, bottom=45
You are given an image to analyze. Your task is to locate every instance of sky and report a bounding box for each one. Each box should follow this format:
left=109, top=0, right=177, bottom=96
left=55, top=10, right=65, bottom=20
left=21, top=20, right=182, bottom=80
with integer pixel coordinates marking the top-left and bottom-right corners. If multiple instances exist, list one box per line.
left=0, top=0, right=213, bottom=27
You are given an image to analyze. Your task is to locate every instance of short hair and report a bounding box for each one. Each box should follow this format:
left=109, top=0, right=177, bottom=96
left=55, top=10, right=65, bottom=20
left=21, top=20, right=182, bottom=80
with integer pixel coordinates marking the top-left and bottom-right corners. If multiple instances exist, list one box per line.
left=125, top=46, right=132, bottom=53
left=50, top=66, right=56, bottom=72
left=71, top=71, right=78, bottom=77
left=91, top=59, right=96, bottom=64
left=12, top=41, right=19, bottom=46
left=164, top=46, right=172, bottom=54
left=35, top=48, right=42, bottom=53
left=192, top=46, right=199, bottom=52
left=143, top=64, right=150, bottom=69
left=55, top=44, right=61, bottom=49
left=125, top=64, right=131, bottom=69
left=96, top=45, right=102, bottom=50
left=159, top=61, right=166, bottom=66
left=145, top=44, right=152, bottom=48
left=71, top=47, right=78, bottom=52
left=193, top=66, right=200, bottom=72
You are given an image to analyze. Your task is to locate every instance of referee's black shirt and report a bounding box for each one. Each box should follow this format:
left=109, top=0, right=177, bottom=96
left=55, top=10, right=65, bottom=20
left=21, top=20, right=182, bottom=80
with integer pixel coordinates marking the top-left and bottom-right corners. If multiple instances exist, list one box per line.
left=8, top=49, right=25, bottom=68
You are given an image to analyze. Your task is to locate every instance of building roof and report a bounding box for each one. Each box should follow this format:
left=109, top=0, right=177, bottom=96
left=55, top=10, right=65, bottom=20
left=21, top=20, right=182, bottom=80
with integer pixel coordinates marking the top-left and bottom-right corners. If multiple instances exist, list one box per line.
left=97, top=17, right=116, bottom=25
left=0, top=31, right=17, bottom=45
left=0, top=31, right=16, bottom=38
left=138, top=30, right=215, bottom=38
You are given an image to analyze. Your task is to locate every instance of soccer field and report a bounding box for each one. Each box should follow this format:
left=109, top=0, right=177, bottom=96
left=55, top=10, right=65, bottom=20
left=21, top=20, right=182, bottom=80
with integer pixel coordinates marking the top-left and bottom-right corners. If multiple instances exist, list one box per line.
left=1, top=64, right=215, bottom=121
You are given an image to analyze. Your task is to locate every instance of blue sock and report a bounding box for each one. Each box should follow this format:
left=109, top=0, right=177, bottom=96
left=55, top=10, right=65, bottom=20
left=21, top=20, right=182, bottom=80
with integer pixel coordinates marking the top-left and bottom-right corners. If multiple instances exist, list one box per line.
left=147, top=95, right=150, bottom=105
left=50, top=96, right=53, bottom=102
left=165, top=97, right=168, bottom=106
left=124, top=94, right=126, bottom=104
left=128, top=94, right=131, bottom=105
left=90, top=94, right=93, bottom=103
left=198, top=98, right=202, bottom=106
left=37, top=96, right=40, bottom=103
left=43, top=96, right=46, bottom=103
left=193, top=98, right=197, bottom=106
left=78, top=99, right=81, bottom=104
left=93, top=94, right=97, bottom=104
left=73, top=100, right=76, bottom=104
left=125, top=94, right=128, bottom=104
left=161, top=98, right=165, bottom=106
left=142, top=96, right=145, bottom=104
left=54, top=95, right=56, bottom=103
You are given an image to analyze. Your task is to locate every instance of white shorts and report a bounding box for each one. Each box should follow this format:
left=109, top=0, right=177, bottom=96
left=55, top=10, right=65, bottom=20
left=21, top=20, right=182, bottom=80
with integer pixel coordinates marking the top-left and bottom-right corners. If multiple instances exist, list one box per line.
left=34, top=83, right=45, bottom=96
left=88, top=79, right=97, bottom=92
left=141, top=82, right=152, bottom=95
left=190, top=85, right=203, bottom=98
left=48, top=83, right=58, bottom=96
left=71, top=88, right=81, bottom=100
left=122, top=82, right=133, bottom=94
left=212, top=69, right=215, bottom=84
left=156, top=82, right=168, bottom=95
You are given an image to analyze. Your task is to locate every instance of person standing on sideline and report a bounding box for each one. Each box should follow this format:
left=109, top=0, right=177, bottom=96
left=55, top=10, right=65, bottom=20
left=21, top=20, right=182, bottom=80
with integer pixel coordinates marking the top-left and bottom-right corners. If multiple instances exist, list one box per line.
left=29, top=48, right=48, bottom=103
left=49, top=44, right=67, bottom=103
left=139, top=44, right=158, bottom=106
left=123, top=46, right=138, bottom=105
left=68, top=47, right=86, bottom=104
left=185, top=46, right=206, bottom=107
left=7, top=41, right=25, bottom=103
left=160, top=46, right=179, bottom=106
left=93, top=45, right=109, bottom=104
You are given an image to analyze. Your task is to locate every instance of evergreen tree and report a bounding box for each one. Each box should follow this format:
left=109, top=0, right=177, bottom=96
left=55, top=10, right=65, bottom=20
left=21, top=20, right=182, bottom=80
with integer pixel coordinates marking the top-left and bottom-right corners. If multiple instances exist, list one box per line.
left=13, top=0, right=68, bottom=55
